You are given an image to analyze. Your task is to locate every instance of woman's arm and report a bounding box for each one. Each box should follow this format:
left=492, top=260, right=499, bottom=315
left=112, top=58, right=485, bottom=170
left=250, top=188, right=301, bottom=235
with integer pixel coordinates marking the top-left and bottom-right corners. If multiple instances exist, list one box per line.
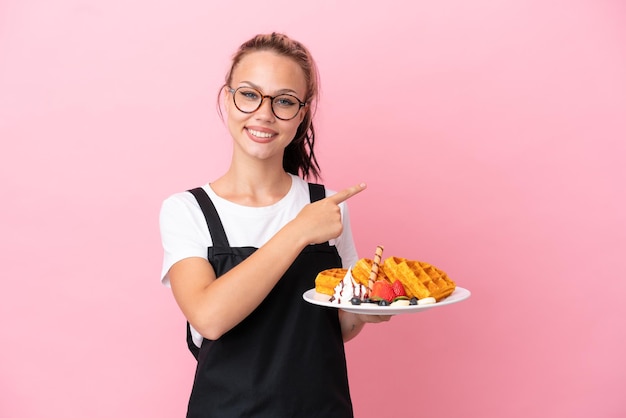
left=169, top=218, right=313, bottom=340
left=168, top=184, right=367, bottom=341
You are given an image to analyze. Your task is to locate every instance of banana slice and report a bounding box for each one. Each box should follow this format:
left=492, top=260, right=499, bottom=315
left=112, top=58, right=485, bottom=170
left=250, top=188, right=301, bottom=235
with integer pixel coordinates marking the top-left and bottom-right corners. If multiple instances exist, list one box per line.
left=417, top=297, right=436, bottom=305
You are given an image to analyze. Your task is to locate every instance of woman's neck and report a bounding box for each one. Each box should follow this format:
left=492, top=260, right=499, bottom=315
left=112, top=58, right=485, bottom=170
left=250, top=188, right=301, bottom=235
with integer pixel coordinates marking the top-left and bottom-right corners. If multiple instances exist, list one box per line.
left=211, top=160, right=293, bottom=207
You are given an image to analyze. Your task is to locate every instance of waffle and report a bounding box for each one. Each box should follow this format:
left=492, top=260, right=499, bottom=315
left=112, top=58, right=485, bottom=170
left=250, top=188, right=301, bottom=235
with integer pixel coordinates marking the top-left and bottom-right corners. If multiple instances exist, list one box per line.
left=315, top=268, right=348, bottom=296
left=383, top=257, right=456, bottom=301
left=351, top=258, right=389, bottom=287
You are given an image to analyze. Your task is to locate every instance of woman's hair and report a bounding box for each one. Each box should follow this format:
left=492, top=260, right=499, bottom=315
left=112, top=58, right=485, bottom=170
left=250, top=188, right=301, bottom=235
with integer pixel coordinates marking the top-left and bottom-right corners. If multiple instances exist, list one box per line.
left=219, top=32, right=321, bottom=180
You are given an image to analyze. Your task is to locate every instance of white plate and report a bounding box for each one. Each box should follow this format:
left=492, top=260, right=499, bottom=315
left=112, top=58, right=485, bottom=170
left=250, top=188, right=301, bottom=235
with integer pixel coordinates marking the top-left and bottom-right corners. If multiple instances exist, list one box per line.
left=302, top=287, right=471, bottom=315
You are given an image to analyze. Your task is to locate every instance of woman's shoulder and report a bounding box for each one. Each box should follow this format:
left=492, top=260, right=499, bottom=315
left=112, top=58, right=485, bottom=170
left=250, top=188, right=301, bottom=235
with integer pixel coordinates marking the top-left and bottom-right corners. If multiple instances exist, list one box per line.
left=290, top=174, right=337, bottom=198
left=162, top=188, right=198, bottom=205
left=159, top=188, right=206, bottom=221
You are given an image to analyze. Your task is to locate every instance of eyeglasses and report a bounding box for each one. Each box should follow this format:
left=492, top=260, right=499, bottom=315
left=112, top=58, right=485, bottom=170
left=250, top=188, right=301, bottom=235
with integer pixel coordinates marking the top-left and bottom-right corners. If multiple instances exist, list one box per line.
left=227, top=86, right=306, bottom=121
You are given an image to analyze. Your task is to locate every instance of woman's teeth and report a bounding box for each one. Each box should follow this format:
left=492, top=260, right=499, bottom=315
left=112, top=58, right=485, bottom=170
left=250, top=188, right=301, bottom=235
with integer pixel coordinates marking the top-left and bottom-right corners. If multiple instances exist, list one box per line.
left=248, top=129, right=274, bottom=138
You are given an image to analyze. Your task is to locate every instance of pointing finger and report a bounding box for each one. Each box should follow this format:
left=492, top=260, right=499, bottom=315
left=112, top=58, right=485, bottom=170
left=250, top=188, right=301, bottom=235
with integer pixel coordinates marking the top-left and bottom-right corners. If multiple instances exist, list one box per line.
left=328, top=183, right=367, bottom=204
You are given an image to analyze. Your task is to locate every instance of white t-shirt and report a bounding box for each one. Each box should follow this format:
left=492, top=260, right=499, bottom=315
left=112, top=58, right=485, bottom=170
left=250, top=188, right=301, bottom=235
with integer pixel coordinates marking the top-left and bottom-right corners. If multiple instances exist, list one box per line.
left=159, top=174, right=359, bottom=286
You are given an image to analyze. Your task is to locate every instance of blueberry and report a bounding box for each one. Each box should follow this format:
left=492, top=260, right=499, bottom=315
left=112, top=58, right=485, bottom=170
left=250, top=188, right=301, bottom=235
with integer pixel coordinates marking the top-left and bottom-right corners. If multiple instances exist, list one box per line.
left=350, top=297, right=361, bottom=305
left=409, top=297, right=418, bottom=305
left=378, top=300, right=389, bottom=306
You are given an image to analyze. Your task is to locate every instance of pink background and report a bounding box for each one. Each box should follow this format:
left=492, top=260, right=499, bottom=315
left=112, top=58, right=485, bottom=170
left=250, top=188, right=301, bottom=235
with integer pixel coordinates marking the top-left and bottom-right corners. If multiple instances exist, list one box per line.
left=1, top=0, right=625, bottom=417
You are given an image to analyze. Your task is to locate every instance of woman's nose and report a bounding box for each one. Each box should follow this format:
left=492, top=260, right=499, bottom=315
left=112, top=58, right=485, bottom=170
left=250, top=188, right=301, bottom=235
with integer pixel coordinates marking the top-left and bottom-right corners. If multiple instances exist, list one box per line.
left=254, top=97, right=276, bottom=121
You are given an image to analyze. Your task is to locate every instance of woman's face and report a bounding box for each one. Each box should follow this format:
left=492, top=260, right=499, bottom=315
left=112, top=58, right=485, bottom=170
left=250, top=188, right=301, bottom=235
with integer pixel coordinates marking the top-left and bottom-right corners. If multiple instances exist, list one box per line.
left=225, top=50, right=307, bottom=165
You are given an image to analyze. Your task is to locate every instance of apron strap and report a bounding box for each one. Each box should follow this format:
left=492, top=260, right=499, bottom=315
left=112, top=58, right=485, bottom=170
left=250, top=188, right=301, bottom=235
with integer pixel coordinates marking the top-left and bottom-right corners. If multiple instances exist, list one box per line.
left=308, top=183, right=332, bottom=247
left=186, top=187, right=229, bottom=360
left=188, top=187, right=230, bottom=248
left=308, top=182, right=326, bottom=203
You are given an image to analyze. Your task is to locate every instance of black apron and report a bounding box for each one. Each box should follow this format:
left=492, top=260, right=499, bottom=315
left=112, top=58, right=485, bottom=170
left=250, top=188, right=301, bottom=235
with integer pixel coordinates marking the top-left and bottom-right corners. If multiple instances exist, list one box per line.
left=185, top=183, right=353, bottom=418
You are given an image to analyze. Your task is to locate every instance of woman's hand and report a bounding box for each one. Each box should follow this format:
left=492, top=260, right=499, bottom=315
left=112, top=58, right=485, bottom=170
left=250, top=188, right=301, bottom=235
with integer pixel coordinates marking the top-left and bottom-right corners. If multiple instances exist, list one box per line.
left=292, top=183, right=366, bottom=245
left=338, top=310, right=392, bottom=342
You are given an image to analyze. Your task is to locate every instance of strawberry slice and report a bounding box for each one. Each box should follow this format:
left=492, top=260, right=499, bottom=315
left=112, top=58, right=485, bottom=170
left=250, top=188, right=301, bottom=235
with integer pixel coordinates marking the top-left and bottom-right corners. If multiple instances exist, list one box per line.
left=392, top=280, right=407, bottom=297
left=370, top=280, right=395, bottom=303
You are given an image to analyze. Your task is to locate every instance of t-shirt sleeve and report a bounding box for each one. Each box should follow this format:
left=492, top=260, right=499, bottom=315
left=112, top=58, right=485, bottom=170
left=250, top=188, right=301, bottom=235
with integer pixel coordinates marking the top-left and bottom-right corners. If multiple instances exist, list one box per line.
left=335, top=201, right=359, bottom=269
left=159, top=194, right=211, bottom=287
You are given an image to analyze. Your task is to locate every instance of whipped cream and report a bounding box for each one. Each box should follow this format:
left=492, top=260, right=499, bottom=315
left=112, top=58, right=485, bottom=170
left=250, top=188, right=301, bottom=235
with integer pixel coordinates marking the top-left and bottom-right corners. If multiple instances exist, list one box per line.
left=329, top=268, right=368, bottom=304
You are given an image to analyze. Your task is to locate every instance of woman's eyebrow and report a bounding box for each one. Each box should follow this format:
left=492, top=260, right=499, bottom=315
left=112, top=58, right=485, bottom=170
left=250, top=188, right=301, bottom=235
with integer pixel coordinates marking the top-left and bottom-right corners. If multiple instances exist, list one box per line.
left=239, top=80, right=300, bottom=96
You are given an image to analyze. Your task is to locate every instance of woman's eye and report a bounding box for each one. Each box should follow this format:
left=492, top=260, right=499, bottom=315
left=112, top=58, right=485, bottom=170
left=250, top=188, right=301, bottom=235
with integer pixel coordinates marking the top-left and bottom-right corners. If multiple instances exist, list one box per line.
left=275, top=97, right=296, bottom=107
left=239, top=90, right=259, bottom=100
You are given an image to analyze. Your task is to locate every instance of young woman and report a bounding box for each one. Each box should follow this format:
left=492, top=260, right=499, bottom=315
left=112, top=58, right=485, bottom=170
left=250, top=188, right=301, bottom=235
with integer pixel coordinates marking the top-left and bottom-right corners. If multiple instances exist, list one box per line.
left=160, top=32, right=389, bottom=417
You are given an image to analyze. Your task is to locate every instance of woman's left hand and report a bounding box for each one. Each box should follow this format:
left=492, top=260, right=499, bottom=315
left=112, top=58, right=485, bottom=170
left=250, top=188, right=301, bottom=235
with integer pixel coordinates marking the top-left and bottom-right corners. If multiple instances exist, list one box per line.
left=353, top=313, right=393, bottom=324
left=338, top=310, right=391, bottom=342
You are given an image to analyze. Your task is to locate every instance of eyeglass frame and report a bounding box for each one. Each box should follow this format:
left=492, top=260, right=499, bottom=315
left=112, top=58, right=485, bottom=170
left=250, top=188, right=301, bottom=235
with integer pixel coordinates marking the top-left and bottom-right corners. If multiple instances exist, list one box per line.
left=227, top=86, right=307, bottom=121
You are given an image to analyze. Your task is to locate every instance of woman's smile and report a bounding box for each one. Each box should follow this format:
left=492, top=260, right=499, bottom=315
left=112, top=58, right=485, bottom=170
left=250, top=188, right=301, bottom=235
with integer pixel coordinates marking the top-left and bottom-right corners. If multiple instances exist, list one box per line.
left=246, top=127, right=278, bottom=142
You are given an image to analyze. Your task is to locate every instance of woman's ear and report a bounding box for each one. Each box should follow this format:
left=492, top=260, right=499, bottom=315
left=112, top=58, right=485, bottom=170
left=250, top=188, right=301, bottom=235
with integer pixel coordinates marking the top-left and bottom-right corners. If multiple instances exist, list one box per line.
left=223, top=86, right=231, bottom=109
left=298, top=104, right=309, bottom=124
